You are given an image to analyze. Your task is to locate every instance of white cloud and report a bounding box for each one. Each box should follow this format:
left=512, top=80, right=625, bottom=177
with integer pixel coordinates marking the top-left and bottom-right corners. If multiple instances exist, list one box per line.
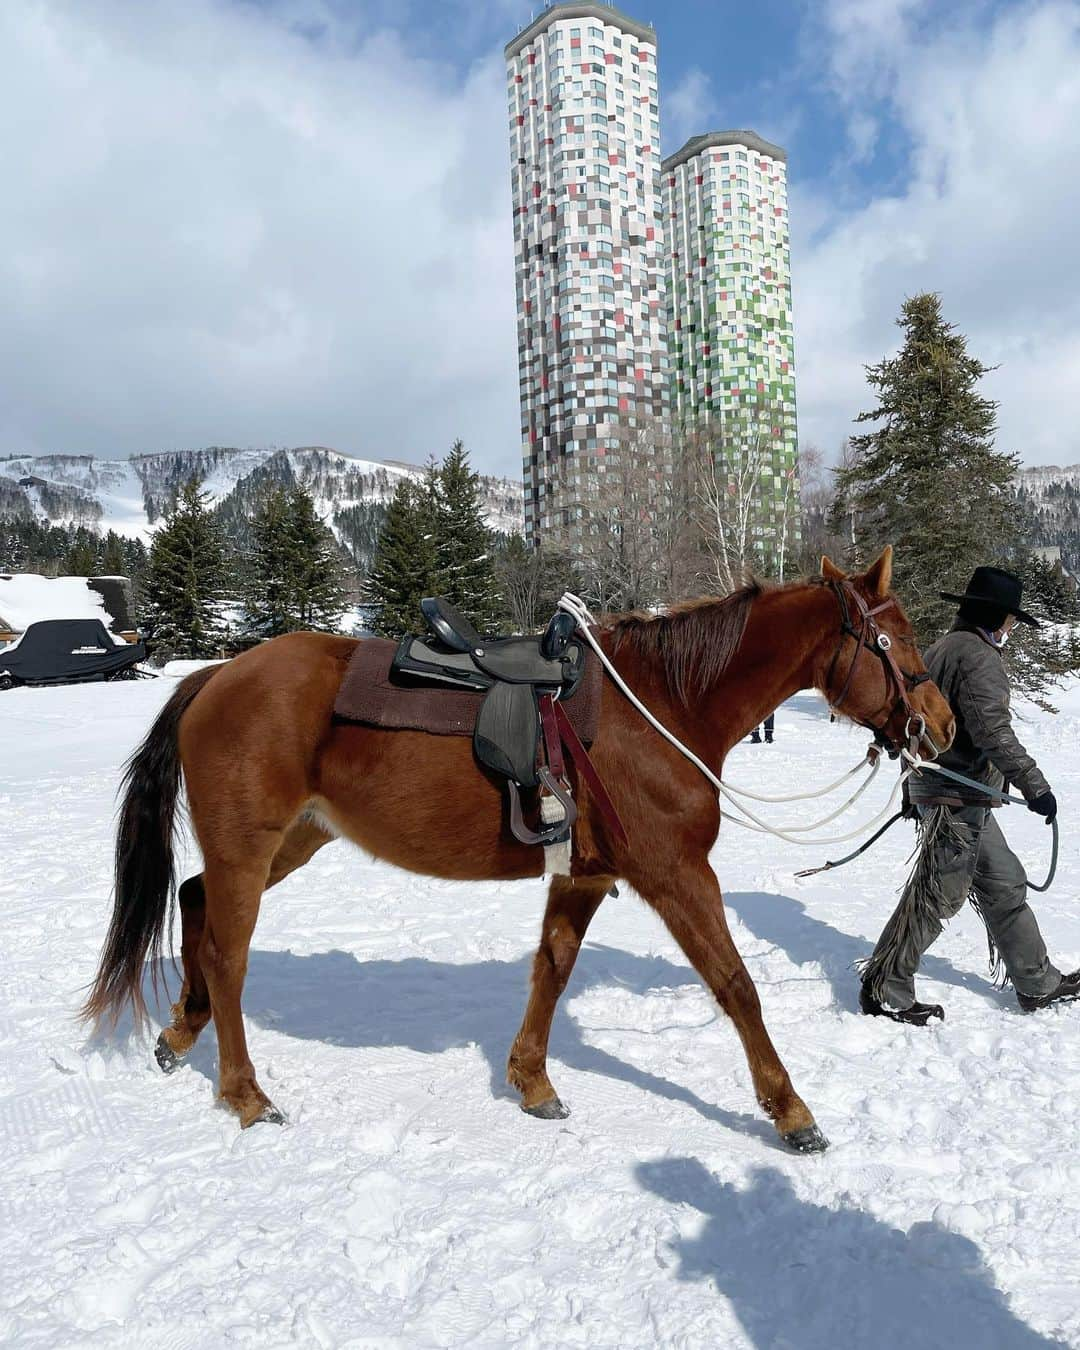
left=793, top=1, right=1080, bottom=466
left=3, top=0, right=1078, bottom=482
left=665, top=67, right=717, bottom=153
left=0, top=0, right=520, bottom=474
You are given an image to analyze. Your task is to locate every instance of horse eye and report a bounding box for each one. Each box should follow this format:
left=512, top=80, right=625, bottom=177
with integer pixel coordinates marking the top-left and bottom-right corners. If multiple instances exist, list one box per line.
left=877, top=633, right=892, bottom=651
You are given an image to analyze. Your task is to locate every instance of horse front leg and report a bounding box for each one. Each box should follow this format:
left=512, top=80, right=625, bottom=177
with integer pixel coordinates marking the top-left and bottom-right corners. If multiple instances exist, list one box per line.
left=507, top=874, right=612, bottom=1118
left=630, top=856, right=828, bottom=1154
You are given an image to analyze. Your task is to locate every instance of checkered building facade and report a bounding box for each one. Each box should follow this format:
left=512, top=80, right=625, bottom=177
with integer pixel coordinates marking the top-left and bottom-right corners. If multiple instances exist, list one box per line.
left=505, top=3, right=670, bottom=547
left=662, top=131, right=800, bottom=564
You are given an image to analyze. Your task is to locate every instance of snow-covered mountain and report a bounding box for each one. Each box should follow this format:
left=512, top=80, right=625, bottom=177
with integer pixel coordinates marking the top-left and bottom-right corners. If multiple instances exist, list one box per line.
left=0, top=447, right=524, bottom=552
left=1015, top=464, right=1080, bottom=572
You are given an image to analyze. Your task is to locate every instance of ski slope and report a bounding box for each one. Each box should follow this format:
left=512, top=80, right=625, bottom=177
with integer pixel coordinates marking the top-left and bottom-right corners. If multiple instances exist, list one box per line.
left=2, top=671, right=1080, bottom=1348
left=0, top=447, right=524, bottom=544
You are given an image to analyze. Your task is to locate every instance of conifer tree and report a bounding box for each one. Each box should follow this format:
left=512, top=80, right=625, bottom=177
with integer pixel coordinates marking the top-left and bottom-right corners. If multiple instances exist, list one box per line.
left=99, top=531, right=127, bottom=575
left=1004, top=549, right=1080, bottom=709
left=285, top=486, right=349, bottom=631
left=143, top=478, right=225, bottom=659
left=243, top=485, right=347, bottom=638
left=832, top=293, right=1020, bottom=644
left=366, top=475, right=438, bottom=638
left=244, top=487, right=293, bottom=639
left=60, top=538, right=98, bottom=577
left=433, top=440, right=501, bottom=632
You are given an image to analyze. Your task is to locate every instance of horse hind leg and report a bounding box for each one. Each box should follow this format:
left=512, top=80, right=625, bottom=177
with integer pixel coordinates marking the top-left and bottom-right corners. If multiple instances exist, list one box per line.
left=191, top=848, right=282, bottom=1127
left=155, top=874, right=212, bottom=1073
left=155, top=817, right=334, bottom=1078
left=507, top=874, right=610, bottom=1118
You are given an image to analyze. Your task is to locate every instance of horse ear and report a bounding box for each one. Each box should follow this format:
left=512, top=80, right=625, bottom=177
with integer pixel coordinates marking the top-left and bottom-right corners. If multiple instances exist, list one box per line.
left=864, top=545, right=893, bottom=597
left=820, top=555, right=846, bottom=581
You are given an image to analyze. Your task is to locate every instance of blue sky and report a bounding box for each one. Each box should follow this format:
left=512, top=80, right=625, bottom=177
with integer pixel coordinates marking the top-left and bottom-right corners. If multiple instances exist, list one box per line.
left=2, top=0, right=1079, bottom=474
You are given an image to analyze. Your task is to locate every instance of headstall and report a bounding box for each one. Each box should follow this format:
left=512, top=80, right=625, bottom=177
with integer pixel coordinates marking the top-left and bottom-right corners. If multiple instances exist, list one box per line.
left=825, top=580, right=931, bottom=755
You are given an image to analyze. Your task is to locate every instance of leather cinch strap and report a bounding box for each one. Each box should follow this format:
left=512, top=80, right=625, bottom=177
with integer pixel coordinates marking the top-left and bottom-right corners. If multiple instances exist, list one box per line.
left=550, top=698, right=628, bottom=846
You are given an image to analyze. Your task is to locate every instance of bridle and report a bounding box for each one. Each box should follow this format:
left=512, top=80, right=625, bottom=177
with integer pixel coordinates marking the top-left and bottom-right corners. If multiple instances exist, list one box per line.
left=825, top=580, right=932, bottom=756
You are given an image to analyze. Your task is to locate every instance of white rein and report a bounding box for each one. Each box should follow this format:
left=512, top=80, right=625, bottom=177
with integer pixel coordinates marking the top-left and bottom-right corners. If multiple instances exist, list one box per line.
left=557, top=592, right=915, bottom=847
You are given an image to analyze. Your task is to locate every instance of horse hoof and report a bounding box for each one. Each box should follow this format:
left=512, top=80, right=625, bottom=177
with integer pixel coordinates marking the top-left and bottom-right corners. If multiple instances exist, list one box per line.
left=522, top=1096, right=570, bottom=1120
left=783, top=1124, right=829, bottom=1154
left=154, top=1034, right=183, bottom=1075
left=247, top=1103, right=286, bottom=1127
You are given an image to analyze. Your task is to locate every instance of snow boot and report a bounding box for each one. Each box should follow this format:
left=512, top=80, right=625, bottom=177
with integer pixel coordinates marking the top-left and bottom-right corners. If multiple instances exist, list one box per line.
left=1017, top=969, right=1080, bottom=1012
left=764, top=732, right=773, bottom=744
left=859, top=984, right=944, bottom=1026
left=750, top=731, right=762, bottom=744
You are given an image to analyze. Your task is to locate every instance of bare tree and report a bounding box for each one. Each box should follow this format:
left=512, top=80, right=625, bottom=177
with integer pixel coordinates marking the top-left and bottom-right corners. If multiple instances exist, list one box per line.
left=495, top=534, right=580, bottom=631
left=685, top=403, right=799, bottom=591
left=554, top=419, right=687, bottom=612
left=794, top=443, right=837, bottom=572
left=818, top=438, right=863, bottom=568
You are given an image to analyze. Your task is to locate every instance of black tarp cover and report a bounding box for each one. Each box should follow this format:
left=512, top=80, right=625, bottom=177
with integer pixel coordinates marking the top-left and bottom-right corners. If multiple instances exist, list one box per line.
left=0, top=619, right=146, bottom=684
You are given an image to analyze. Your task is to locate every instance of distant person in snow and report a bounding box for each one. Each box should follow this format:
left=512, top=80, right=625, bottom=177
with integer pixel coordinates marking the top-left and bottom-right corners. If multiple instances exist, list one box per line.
left=859, top=566, right=1079, bottom=1025
left=748, top=713, right=774, bottom=744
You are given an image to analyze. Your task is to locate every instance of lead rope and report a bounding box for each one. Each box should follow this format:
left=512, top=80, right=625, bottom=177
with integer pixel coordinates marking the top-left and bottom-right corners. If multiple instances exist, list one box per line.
left=557, top=592, right=913, bottom=847
left=902, top=751, right=1059, bottom=892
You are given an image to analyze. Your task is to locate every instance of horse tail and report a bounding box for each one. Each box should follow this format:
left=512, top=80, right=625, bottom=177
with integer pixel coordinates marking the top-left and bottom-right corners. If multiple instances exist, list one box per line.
left=82, top=663, right=222, bottom=1032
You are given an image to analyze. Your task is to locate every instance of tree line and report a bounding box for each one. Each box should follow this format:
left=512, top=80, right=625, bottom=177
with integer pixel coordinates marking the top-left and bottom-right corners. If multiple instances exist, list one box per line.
left=0, top=518, right=148, bottom=582
left=141, top=479, right=347, bottom=659
left=4, top=291, right=1079, bottom=702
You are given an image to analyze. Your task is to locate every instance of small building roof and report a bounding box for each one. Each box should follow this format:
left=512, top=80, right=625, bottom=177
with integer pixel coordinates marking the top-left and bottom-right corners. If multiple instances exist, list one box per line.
left=0, top=573, right=136, bottom=636
left=662, top=130, right=788, bottom=172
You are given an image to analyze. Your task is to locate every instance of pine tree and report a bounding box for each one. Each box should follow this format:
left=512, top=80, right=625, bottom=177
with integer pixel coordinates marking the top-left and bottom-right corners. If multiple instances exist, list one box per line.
left=1004, top=550, right=1080, bottom=709
left=99, top=531, right=127, bottom=576
left=242, top=485, right=348, bottom=639
left=433, top=440, right=501, bottom=632
left=366, top=475, right=439, bottom=638
left=244, top=487, right=293, bottom=639
left=60, top=539, right=98, bottom=577
left=144, top=478, right=225, bottom=659
left=832, top=293, right=1020, bottom=644
left=283, top=486, right=348, bottom=632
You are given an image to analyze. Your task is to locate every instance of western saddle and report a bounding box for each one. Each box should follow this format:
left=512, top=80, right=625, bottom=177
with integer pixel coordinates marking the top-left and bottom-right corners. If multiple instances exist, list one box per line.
left=391, top=598, right=599, bottom=854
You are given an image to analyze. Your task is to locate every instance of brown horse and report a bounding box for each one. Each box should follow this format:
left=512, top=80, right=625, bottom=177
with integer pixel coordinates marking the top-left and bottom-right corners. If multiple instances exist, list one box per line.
left=83, top=546, right=953, bottom=1152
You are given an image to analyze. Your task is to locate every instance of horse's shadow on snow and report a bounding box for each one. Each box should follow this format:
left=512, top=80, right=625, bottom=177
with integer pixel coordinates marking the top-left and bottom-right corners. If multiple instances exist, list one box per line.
left=143, top=942, right=775, bottom=1146
left=636, top=1159, right=1067, bottom=1349
left=137, top=885, right=1004, bottom=1144
left=725, top=890, right=1011, bottom=1012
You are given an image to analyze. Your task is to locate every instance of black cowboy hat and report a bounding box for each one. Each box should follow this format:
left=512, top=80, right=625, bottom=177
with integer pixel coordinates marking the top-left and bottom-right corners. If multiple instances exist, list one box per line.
left=940, top=565, right=1040, bottom=627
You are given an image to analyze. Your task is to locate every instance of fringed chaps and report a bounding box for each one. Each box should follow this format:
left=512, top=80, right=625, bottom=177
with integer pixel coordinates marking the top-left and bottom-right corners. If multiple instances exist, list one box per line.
left=857, top=806, right=1000, bottom=1002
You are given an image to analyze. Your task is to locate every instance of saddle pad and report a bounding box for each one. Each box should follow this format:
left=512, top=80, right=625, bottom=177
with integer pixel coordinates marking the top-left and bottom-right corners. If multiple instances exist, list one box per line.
left=334, top=637, right=602, bottom=744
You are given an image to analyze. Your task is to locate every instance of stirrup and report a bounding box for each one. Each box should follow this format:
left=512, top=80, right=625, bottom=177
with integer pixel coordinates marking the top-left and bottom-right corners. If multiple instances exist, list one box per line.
left=507, top=768, right=578, bottom=846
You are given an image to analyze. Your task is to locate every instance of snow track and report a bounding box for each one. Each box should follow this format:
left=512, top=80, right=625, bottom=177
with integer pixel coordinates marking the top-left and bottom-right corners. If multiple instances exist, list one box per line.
left=2, top=677, right=1079, bottom=1347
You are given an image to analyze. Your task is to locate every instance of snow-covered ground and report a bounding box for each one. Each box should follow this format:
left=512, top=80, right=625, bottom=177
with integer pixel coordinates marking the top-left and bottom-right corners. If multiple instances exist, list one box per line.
left=3, top=672, right=1080, bottom=1348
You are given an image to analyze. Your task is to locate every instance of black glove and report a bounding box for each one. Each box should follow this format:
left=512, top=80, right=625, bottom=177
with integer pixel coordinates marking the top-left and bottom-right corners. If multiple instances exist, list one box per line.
left=1029, top=790, right=1057, bottom=823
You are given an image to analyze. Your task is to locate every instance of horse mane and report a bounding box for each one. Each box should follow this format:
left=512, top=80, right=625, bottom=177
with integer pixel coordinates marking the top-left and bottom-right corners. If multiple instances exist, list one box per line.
left=607, top=576, right=836, bottom=707
left=607, top=582, right=764, bottom=706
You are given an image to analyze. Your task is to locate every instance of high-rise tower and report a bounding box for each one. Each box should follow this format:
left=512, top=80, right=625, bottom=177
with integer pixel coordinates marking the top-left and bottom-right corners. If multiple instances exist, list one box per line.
left=506, top=3, right=670, bottom=547
left=663, top=131, right=799, bottom=568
